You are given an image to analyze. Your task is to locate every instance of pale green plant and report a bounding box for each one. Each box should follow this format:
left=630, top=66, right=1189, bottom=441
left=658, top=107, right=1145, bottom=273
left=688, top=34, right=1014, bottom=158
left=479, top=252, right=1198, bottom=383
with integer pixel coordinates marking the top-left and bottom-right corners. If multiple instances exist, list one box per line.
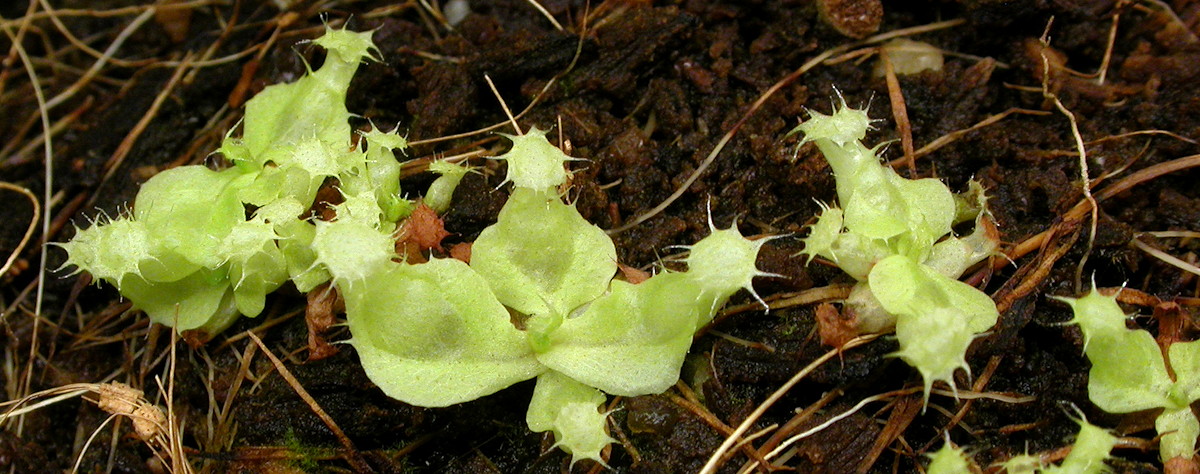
left=936, top=413, right=1116, bottom=473
left=344, top=128, right=773, bottom=465
left=57, top=26, right=407, bottom=335
left=792, top=100, right=1000, bottom=401
left=1056, top=286, right=1200, bottom=465
left=59, top=25, right=776, bottom=465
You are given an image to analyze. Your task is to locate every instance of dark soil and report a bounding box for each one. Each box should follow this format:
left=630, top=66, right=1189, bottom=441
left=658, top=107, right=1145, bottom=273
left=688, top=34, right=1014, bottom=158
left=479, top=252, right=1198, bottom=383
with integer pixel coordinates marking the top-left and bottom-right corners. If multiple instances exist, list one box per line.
left=3, top=0, right=1200, bottom=472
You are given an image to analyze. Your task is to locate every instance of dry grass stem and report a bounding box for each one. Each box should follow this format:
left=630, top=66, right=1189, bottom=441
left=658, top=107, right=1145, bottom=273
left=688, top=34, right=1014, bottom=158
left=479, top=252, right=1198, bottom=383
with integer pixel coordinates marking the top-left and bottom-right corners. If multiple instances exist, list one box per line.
left=1132, top=238, right=1200, bottom=279
left=699, top=333, right=881, bottom=474
left=247, top=332, right=373, bottom=472
left=0, top=183, right=39, bottom=276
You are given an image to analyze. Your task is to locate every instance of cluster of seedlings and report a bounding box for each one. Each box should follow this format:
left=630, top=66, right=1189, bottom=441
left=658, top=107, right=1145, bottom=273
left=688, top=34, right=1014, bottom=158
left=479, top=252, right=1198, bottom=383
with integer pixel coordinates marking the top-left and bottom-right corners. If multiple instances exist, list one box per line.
left=55, top=26, right=1198, bottom=471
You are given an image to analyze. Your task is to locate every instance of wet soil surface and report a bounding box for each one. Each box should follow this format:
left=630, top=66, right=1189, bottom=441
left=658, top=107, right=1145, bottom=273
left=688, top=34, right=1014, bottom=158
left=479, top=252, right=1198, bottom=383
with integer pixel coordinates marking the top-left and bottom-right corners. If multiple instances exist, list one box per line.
left=3, top=0, right=1200, bottom=472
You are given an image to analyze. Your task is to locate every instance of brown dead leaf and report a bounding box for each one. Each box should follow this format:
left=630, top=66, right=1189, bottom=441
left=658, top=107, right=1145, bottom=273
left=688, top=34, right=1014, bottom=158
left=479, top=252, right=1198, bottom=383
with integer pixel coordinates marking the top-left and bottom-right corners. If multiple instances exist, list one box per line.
left=449, top=242, right=472, bottom=263
left=618, top=263, right=651, bottom=284
left=816, top=302, right=858, bottom=348
left=398, top=202, right=452, bottom=253
left=1165, top=456, right=1200, bottom=474
left=305, top=283, right=342, bottom=361
left=153, top=0, right=192, bottom=43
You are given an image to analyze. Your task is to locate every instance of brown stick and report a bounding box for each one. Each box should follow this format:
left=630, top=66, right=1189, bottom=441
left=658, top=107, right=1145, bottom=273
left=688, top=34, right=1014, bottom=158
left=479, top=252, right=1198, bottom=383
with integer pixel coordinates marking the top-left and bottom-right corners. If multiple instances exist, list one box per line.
left=247, top=332, right=374, bottom=472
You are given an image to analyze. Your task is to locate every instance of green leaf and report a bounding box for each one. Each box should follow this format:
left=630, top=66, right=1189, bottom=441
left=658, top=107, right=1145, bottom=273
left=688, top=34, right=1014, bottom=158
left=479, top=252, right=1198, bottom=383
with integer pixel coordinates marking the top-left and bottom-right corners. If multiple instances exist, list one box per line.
left=925, top=440, right=972, bottom=474
left=685, top=224, right=770, bottom=317
left=925, top=223, right=995, bottom=279
left=1084, top=328, right=1172, bottom=413
left=1040, top=416, right=1115, bottom=474
left=870, top=255, right=998, bottom=398
left=120, top=267, right=235, bottom=331
left=311, top=219, right=397, bottom=285
left=471, top=187, right=616, bottom=324
left=222, top=219, right=288, bottom=317
left=425, top=159, right=473, bottom=213
left=495, top=128, right=575, bottom=191
left=347, top=128, right=409, bottom=222
left=240, top=28, right=375, bottom=158
left=537, top=273, right=703, bottom=396
left=526, top=371, right=613, bottom=468
left=59, top=214, right=196, bottom=285
left=235, top=164, right=318, bottom=208
left=869, top=255, right=997, bottom=334
left=133, top=166, right=244, bottom=268
left=1156, top=407, right=1199, bottom=464
left=797, top=203, right=843, bottom=265
left=1054, top=288, right=1131, bottom=351
left=1168, top=340, right=1200, bottom=407
left=345, top=258, right=543, bottom=407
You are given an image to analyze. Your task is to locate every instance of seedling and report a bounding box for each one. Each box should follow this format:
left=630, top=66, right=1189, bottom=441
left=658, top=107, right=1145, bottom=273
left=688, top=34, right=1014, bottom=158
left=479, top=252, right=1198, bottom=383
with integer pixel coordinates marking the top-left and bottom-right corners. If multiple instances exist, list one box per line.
left=60, top=24, right=775, bottom=464
left=792, top=100, right=1000, bottom=400
left=56, top=26, right=410, bottom=336
left=1057, top=286, right=1200, bottom=465
left=345, top=128, right=773, bottom=464
left=930, top=413, right=1116, bottom=473
left=926, top=437, right=974, bottom=474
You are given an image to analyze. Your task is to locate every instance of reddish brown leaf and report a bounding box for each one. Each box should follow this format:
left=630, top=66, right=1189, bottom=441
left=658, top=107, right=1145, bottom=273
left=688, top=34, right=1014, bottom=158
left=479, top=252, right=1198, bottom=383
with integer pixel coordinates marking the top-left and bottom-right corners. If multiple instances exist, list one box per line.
left=816, top=302, right=858, bottom=348
left=618, top=263, right=651, bottom=284
left=306, top=283, right=341, bottom=361
left=449, top=242, right=472, bottom=263
left=397, top=202, right=451, bottom=253
left=1165, top=456, right=1200, bottom=474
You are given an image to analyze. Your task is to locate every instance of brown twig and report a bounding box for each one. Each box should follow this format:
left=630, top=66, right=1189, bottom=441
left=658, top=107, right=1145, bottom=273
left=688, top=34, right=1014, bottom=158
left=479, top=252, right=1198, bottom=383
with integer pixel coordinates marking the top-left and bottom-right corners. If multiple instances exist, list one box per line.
left=668, top=392, right=778, bottom=470
left=995, top=153, right=1200, bottom=311
left=918, top=355, right=1003, bottom=453
left=97, top=53, right=196, bottom=187
left=247, top=332, right=374, bottom=472
left=700, top=334, right=882, bottom=474
left=886, top=108, right=1051, bottom=168
left=741, top=388, right=844, bottom=473
left=0, top=183, right=39, bottom=276
left=880, top=52, right=915, bottom=174
left=856, top=394, right=922, bottom=474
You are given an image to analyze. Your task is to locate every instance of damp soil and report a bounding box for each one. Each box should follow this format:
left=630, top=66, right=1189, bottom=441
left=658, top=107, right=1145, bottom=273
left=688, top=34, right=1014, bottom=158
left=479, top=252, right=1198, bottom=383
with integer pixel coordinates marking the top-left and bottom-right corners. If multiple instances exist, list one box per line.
left=3, top=0, right=1200, bottom=472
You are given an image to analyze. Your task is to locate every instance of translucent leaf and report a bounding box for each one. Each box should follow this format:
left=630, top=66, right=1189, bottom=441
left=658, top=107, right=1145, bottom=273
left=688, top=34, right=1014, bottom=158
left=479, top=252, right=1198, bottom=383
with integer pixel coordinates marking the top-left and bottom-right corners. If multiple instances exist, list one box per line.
left=425, top=160, right=473, bottom=213
left=240, top=28, right=375, bottom=157
left=537, top=273, right=703, bottom=396
left=59, top=215, right=196, bottom=285
left=345, top=258, right=542, bottom=407
left=870, top=255, right=998, bottom=398
left=311, top=219, right=397, bottom=285
left=797, top=203, right=843, bottom=265
left=495, top=128, right=575, bottom=191
left=1043, top=417, right=1115, bottom=474
left=236, top=164, right=318, bottom=208
left=1156, top=407, right=1199, bottom=463
left=222, top=219, right=288, bottom=317
left=526, top=371, right=613, bottom=468
left=842, top=165, right=913, bottom=241
left=1169, top=340, right=1200, bottom=406
left=889, top=175, right=956, bottom=251
left=133, top=166, right=244, bottom=268
left=925, top=440, right=972, bottom=474
left=268, top=216, right=329, bottom=293
left=869, top=255, right=997, bottom=334
left=471, top=188, right=616, bottom=322
left=685, top=224, right=770, bottom=317
left=1054, top=288, right=1130, bottom=350
left=1084, top=329, right=1172, bottom=413
left=120, top=267, right=234, bottom=331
